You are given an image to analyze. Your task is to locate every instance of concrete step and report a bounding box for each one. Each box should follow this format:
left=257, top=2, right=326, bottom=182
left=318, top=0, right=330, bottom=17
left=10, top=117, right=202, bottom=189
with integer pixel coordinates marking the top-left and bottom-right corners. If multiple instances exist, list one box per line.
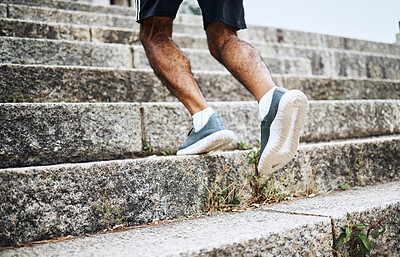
left=2, top=64, right=399, bottom=103
left=0, top=0, right=136, bottom=16
left=135, top=43, right=400, bottom=80
left=0, top=37, right=132, bottom=68
left=7, top=4, right=138, bottom=28
left=3, top=17, right=400, bottom=65
left=10, top=181, right=400, bottom=256
left=238, top=25, right=400, bottom=56
left=3, top=209, right=333, bottom=256
left=1, top=101, right=399, bottom=168
left=3, top=33, right=400, bottom=79
left=0, top=148, right=398, bottom=249
left=257, top=44, right=400, bottom=79
left=264, top=181, right=400, bottom=257
left=0, top=37, right=312, bottom=75
left=3, top=3, right=400, bottom=56
left=0, top=18, right=92, bottom=42
left=141, top=100, right=400, bottom=152
left=131, top=45, right=312, bottom=74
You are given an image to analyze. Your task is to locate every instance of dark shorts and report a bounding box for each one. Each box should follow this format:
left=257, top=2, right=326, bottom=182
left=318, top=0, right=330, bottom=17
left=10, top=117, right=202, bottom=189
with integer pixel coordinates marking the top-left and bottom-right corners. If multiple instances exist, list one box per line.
left=135, top=0, right=246, bottom=30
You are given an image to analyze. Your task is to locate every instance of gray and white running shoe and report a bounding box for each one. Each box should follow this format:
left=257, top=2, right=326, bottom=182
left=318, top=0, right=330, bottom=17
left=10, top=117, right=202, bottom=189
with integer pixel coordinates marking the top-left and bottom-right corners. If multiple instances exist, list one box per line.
left=258, top=87, right=308, bottom=175
left=177, top=113, right=235, bottom=155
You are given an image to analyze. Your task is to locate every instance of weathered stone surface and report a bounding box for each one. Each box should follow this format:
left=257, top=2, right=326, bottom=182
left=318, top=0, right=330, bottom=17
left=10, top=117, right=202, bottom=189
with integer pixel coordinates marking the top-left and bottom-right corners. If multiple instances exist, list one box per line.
left=256, top=44, right=400, bottom=79
left=0, top=103, right=142, bottom=168
left=281, top=75, right=400, bottom=100
left=0, top=37, right=132, bottom=68
left=0, top=4, right=6, bottom=18
left=2, top=99, right=399, bottom=171
left=5, top=11, right=400, bottom=79
left=274, top=136, right=400, bottom=196
left=5, top=2, right=400, bottom=57
left=322, top=34, right=400, bottom=56
left=91, top=26, right=140, bottom=44
left=239, top=25, right=400, bottom=56
left=256, top=44, right=333, bottom=76
left=0, top=64, right=253, bottom=103
left=132, top=45, right=313, bottom=75
left=332, top=51, right=400, bottom=79
left=0, top=18, right=90, bottom=41
left=0, top=151, right=252, bottom=246
left=303, top=100, right=400, bottom=142
left=265, top=181, right=400, bottom=256
left=0, top=0, right=135, bottom=15
left=0, top=211, right=332, bottom=256
left=9, top=4, right=137, bottom=28
left=1, top=64, right=399, bottom=103
left=0, top=136, right=399, bottom=246
left=141, top=100, right=400, bottom=151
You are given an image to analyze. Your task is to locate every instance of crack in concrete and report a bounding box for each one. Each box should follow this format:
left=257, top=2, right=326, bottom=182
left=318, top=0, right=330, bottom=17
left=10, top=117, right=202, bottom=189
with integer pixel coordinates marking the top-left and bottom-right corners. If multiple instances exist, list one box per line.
left=6, top=4, right=10, bottom=18
left=260, top=208, right=331, bottom=218
left=260, top=209, right=338, bottom=256
left=89, top=27, right=93, bottom=42
left=139, top=104, right=147, bottom=150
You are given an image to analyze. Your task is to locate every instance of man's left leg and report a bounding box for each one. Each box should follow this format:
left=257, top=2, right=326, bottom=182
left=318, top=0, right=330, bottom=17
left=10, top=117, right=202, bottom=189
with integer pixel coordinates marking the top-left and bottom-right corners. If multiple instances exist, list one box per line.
left=205, top=21, right=308, bottom=175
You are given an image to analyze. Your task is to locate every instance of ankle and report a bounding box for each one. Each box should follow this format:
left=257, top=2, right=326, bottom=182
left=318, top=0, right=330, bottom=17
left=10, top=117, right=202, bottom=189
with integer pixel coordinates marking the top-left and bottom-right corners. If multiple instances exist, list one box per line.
left=259, top=87, right=277, bottom=121
left=192, top=107, right=215, bottom=132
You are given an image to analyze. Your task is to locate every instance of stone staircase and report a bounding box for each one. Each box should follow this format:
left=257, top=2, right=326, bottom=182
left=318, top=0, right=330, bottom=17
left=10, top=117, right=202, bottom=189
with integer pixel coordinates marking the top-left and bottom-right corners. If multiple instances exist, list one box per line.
left=0, top=0, right=399, bottom=255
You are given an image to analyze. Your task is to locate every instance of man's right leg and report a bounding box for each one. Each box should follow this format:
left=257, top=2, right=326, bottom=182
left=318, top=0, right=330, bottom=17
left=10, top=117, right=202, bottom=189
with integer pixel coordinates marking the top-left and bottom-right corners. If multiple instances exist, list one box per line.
left=139, top=16, right=235, bottom=155
left=139, top=17, right=208, bottom=115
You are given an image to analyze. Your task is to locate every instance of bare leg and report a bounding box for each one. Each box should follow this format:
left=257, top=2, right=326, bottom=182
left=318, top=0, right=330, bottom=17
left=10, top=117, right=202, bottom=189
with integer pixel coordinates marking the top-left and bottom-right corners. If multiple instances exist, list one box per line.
left=139, top=17, right=208, bottom=115
left=206, top=21, right=277, bottom=102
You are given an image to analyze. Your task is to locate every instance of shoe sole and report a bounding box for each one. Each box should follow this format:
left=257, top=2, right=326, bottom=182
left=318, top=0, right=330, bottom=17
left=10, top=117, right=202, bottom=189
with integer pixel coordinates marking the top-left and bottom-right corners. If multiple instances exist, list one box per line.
left=176, top=129, right=235, bottom=155
left=258, top=90, right=308, bottom=175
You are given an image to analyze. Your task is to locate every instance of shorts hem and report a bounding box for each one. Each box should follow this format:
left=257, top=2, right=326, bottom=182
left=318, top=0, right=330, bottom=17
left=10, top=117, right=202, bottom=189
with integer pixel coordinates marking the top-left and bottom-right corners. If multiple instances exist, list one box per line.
left=136, top=11, right=178, bottom=23
left=203, top=16, right=247, bottom=30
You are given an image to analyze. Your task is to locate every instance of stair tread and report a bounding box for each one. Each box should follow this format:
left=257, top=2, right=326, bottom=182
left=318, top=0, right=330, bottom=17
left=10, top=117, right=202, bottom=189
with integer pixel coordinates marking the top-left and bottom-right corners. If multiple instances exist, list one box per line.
left=2, top=181, right=399, bottom=256
left=1, top=101, right=399, bottom=168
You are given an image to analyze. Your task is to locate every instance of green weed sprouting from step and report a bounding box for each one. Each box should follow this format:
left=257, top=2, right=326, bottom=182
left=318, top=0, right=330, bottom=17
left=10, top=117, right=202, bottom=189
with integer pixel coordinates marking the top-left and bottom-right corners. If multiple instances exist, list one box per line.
left=93, top=189, right=126, bottom=231
left=338, top=184, right=349, bottom=190
left=334, top=211, right=389, bottom=257
left=237, top=140, right=253, bottom=150
left=6, top=94, right=23, bottom=103
left=143, top=143, right=154, bottom=154
left=203, top=175, right=244, bottom=213
left=246, top=173, right=291, bottom=205
left=247, top=139, right=261, bottom=177
left=161, top=149, right=173, bottom=156
left=245, top=139, right=290, bottom=204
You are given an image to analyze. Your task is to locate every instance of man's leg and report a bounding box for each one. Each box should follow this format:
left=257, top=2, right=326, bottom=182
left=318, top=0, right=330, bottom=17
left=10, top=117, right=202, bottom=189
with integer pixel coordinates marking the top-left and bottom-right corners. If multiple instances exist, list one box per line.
left=206, top=21, right=276, bottom=103
left=205, top=21, right=308, bottom=175
left=139, top=17, right=235, bottom=155
left=139, top=16, right=208, bottom=115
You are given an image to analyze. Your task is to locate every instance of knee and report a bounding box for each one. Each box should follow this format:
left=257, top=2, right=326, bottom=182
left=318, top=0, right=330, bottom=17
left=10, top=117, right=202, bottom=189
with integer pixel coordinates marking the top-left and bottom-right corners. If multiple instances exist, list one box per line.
left=207, top=40, right=222, bottom=61
left=139, top=17, right=173, bottom=47
left=206, top=22, right=239, bottom=61
left=139, top=28, right=169, bottom=48
left=207, top=36, right=238, bottom=62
